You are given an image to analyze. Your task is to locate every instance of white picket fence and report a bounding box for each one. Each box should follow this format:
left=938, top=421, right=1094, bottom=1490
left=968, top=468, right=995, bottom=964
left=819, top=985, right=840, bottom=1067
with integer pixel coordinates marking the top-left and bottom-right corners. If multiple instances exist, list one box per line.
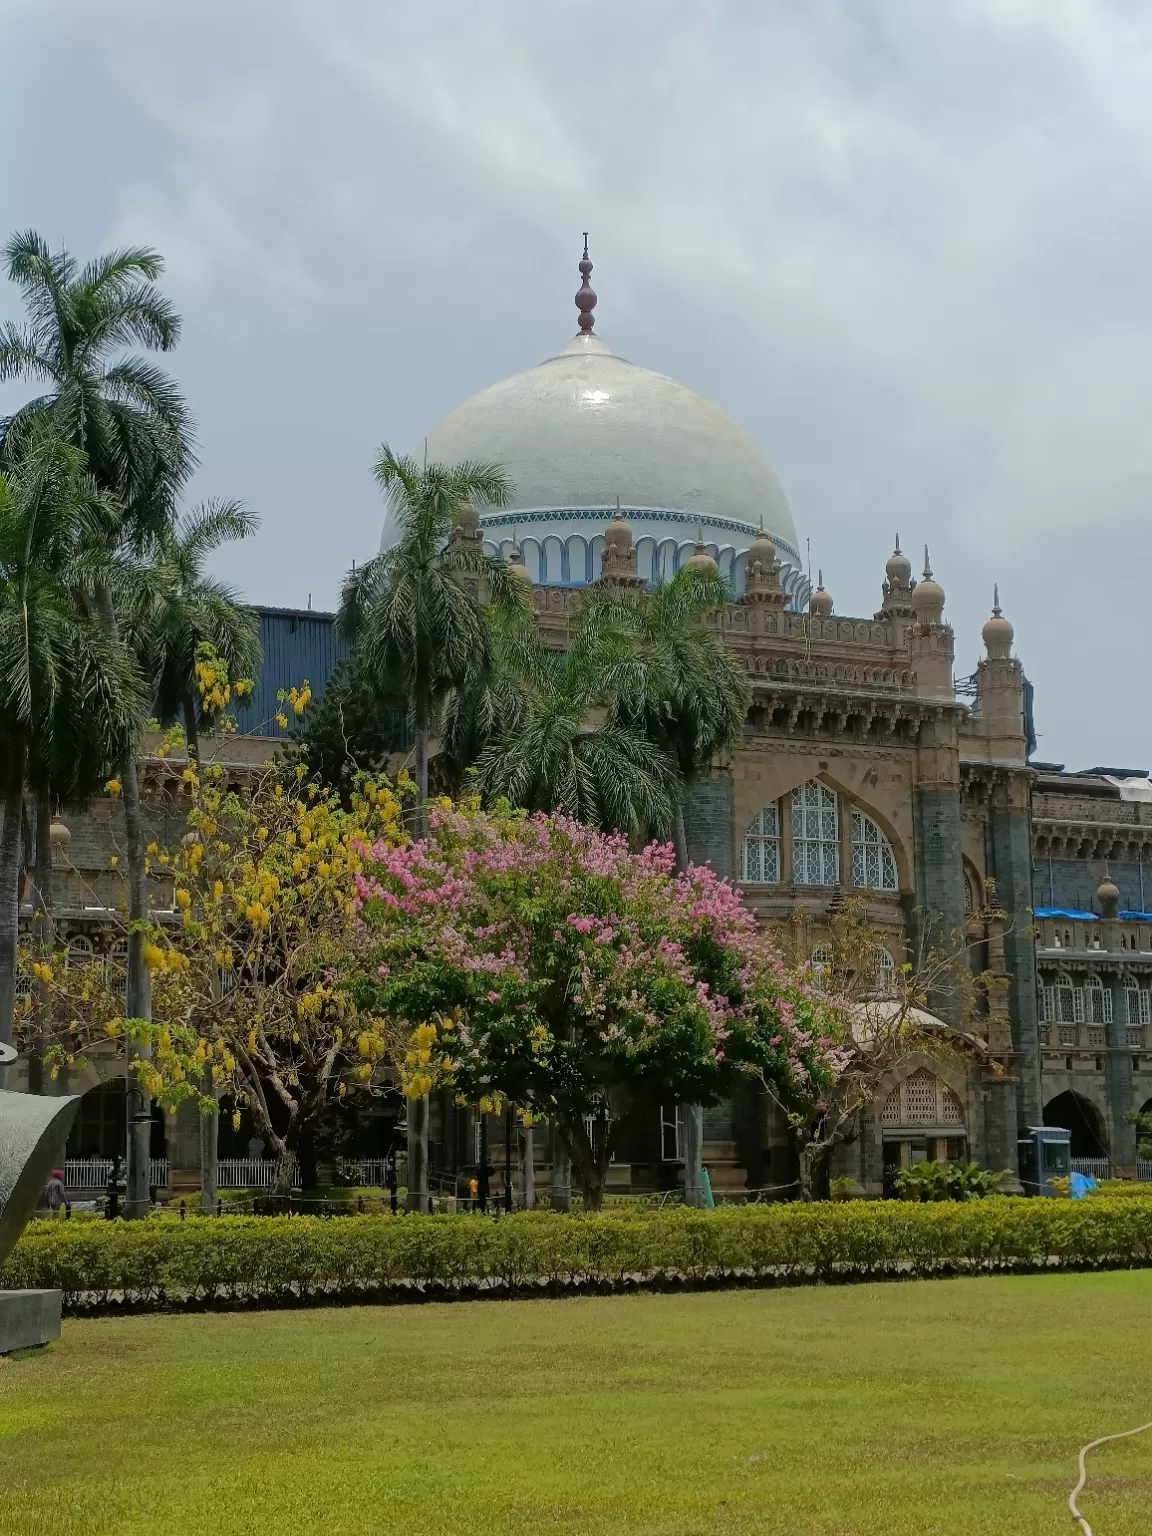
left=64, top=1158, right=168, bottom=1190
left=216, top=1158, right=296, bottom=1189
left=1071, top=1159, right=1112, bottom=1181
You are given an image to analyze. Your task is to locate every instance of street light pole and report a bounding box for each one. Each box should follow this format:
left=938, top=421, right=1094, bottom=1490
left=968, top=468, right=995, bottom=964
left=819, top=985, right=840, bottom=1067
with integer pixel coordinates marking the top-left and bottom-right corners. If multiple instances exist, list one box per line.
left=504, top=1105, right=513, bottom=1214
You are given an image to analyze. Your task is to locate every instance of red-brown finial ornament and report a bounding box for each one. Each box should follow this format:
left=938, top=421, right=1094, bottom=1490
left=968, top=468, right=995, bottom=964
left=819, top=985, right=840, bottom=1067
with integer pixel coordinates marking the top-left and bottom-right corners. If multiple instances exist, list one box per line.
left=575, top=233, right=596, bottom=334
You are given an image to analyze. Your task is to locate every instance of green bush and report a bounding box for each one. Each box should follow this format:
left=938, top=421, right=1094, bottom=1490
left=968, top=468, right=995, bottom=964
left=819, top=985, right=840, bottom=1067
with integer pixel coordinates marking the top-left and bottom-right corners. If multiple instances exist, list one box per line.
left=891, top=1160, right=1007, bottom=1202
left=6, top=1197, right=1152, bottom=1312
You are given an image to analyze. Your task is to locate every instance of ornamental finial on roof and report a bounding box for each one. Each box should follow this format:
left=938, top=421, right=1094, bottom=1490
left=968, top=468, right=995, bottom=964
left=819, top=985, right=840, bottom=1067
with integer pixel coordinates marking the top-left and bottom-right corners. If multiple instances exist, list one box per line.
left=576, top=234, right=597, bottom=335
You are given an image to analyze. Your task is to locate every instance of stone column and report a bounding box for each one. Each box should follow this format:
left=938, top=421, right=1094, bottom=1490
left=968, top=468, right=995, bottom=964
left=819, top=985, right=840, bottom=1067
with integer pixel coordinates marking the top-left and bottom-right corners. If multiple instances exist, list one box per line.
left=404, top=1094, right=429, bottom=1213
left=682, top=772, right=734, bottom=876
left=989, top=779, right=1042, bottom=1134
left=1106, top=970, right=1137, bottom=1174
left=520, top=1125, right=535, bottom=1210
left=683, top=1103, right=704, bottom=1207
left=550, top=1125, right=571, bottom=1212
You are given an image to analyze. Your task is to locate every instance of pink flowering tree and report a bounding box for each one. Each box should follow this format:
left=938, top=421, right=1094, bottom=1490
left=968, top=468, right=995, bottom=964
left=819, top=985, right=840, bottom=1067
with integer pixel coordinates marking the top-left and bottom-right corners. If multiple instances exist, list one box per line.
left=351, top=801, right=847, bottom=1210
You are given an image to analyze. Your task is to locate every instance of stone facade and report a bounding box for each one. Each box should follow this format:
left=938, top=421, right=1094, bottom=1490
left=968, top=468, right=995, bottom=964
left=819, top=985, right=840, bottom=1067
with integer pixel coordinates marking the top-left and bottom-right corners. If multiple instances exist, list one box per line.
left=24, top=533, right=1151, bottom=1199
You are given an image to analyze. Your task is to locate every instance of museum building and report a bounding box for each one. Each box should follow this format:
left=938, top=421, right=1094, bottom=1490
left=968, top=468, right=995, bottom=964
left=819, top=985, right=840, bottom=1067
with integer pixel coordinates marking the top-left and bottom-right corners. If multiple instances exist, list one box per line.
left=28, top=248, right=1152, bottom=1199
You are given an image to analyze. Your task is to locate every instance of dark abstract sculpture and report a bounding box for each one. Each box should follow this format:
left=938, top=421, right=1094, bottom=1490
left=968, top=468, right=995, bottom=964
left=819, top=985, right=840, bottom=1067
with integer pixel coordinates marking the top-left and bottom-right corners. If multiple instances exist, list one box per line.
left=0, top=1040, right=80, bottom=1351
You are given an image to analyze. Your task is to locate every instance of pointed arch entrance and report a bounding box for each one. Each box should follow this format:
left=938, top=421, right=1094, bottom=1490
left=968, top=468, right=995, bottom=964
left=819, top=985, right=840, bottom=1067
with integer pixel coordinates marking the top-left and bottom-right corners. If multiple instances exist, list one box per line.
left=1043, top=1091, right=1107, bottom=1159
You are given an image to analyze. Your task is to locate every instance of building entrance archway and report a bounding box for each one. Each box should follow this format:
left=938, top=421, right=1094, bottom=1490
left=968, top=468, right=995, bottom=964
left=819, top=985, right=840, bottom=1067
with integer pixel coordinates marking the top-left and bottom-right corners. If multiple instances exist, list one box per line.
left=1043, top=1090, right=1107, bottom=1159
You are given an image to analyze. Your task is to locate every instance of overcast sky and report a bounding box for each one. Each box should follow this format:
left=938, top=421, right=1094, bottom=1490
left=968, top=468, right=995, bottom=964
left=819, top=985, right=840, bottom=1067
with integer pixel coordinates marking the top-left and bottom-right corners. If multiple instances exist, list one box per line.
left=2, top=0, right=1150, bottom=769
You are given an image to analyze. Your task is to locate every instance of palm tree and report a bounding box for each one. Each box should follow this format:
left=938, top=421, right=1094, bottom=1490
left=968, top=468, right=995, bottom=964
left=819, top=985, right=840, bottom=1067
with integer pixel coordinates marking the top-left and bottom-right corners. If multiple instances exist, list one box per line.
left=584, top=567, right=751, bottom=870
left=128, top=498, right=261, bottom=763
left=466, top=608, right=680, bottom=839
left=337, top=446, right=526, bottom=831
left=0, top=426, right=144, bottom=1044
left=0, top=230, right=195, bottom=1217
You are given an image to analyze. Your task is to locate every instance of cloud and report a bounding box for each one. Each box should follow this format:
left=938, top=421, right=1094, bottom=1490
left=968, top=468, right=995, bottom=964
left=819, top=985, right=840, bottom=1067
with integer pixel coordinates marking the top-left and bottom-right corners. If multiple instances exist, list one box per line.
left=1, top=0, right=1150, bottom=763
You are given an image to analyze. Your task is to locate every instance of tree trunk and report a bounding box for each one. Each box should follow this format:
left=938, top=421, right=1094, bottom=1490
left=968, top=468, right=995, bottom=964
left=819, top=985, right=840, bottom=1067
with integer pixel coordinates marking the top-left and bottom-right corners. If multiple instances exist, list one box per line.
left=672, top=804, right=690, bottom=873
left=550, top=1125, right=571, bottom=1212
left=298, top=1130, right=319, bottom=1192
left=182, top=695, right=200, bottom=766
left=413, top=720, right=429, bottom=836
left=521, top=1125, right=535, bottom=1210
left=199, top=1067, right=218, bottom=1210
left=0, top=733, right=27, bottom=1050
left=273, top=1146, right=295, bottom=1198
left=404, top=1092, right=429, bottom=1213
left=683, top=1103, right=704, bottom=1207
left=122, top=750, right=153, bottom=1220
left=578, top=1153, right=608, bottom=1213
left=27, top=791, right=55, bottom=1095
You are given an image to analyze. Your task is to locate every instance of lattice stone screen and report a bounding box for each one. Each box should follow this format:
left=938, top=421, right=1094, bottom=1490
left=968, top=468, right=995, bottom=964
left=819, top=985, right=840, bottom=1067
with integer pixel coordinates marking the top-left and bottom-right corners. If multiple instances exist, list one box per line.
left=881, top=1068, right=965, bottom=1128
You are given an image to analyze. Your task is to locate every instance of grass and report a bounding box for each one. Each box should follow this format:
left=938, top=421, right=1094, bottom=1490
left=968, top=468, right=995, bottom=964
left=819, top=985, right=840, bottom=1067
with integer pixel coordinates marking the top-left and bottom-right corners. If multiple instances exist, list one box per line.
left=2, top=1273, right=1151, bottom=1534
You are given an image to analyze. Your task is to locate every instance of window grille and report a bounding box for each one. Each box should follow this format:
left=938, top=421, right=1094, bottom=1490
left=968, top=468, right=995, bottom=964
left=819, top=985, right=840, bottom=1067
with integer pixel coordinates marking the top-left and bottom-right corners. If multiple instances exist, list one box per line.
left=1127, top=986, right=1151, bottom=1027
left=791, top=783, right=839, bottom=887
left=65, top=935, right=94, bottom=969
left=850, top=812, right=898, bottom=891
left=739, top=806, right=780, bottom=885
left=107, top=940, right=128, bottom=999
left=902, top=1070, right=938, bottom=1123
left=1084, top=976, right=1112, bottom=1025
left=881, top=1069, right=966, bottom=1130
left=874, top=949, right=896, bottom=995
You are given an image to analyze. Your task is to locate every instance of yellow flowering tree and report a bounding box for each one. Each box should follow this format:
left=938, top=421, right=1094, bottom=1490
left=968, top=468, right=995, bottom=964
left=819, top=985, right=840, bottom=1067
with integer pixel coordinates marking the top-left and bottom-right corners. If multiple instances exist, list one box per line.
left=152, top=760, right=406, bottom=1192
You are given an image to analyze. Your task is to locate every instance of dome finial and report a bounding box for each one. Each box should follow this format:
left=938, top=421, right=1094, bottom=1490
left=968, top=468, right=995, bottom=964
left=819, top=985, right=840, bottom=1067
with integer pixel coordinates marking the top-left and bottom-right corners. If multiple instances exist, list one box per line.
left=923, top=544, right=932, bottom=579
left=576, top=234, right=597, bottom=335
left=895, top=533, right=900, bottom=552
left=993, top=582, right=1001, bottom=617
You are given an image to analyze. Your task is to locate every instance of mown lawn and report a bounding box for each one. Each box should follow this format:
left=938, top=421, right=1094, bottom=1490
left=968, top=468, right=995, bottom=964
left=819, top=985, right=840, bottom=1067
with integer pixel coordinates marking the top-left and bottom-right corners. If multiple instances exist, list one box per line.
left=1, top=1273, right=1150, bottom=1534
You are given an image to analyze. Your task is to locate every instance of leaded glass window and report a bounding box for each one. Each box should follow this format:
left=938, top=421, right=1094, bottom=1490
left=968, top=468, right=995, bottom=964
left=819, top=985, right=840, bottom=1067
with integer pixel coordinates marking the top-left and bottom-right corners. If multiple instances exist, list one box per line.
left=739, top=806, right=780, bottom=884
left=791, top=783, right=839, bottom=886
left=850, top=811, right=898, bottom=891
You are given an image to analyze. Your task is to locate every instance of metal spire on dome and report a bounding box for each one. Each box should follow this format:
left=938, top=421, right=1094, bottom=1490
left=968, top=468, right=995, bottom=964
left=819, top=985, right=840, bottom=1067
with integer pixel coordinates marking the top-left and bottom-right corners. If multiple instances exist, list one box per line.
left=923, top=545, right=932, bottom=578
left=575, top=234, right=597, bottom=335
left=993, top=583, right=1001, bottom=616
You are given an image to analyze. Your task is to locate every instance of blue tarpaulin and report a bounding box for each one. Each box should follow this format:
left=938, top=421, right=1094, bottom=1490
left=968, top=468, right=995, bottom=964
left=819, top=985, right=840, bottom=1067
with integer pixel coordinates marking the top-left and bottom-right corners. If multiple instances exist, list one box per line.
left=1070, top=1172, right=1097, bottom=1200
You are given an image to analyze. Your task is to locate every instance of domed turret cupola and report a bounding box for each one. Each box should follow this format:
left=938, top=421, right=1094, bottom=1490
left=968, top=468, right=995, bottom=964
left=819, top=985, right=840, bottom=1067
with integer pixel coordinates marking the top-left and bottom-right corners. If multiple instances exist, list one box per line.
left=746, top=519, right=777, bottom=574
left=982, top=586, right=1014, bottom=660
left=910, top=548, right=946, bottom=627
left=683, top=536, right=719, bottom=577
left=877, top=536, right=915, bottom=619
left=808, top=571, right=833, bottom=619
left=598, top=501, right=642, bottom=585
left=506, top=545, right=533, bottom=590
left=1097, top=875, right=1121, bottom=921
left=450, top=500, right=482, bottom=548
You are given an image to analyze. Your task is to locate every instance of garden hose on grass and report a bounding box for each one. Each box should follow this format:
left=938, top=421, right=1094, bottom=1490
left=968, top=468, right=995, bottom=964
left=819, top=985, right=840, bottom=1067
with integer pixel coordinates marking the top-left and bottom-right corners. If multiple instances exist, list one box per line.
left=1068, top=1420, right=1152, bottom=1534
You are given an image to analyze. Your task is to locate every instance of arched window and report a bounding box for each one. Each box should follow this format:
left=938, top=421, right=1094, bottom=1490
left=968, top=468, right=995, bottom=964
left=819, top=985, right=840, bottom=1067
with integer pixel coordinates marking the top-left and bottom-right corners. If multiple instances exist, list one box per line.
left=106, top=939, right=128, bottom=1000
left=881, top=1069, right=965, bottom=1128
left=1127, top=983, right=1151, bottom=1027
left=810, top=945, right=834, bottom=992
left=740, top=806, right=780, bottom=885
left=874, top=949, right=896, bottom=996
left=850, top=811, right=898, bottom=891
left=1084, top=975, right=1112, bottom=1025
left=65, top=935, right=94, bottom=970
left=792, top=782, right=839, bottom=886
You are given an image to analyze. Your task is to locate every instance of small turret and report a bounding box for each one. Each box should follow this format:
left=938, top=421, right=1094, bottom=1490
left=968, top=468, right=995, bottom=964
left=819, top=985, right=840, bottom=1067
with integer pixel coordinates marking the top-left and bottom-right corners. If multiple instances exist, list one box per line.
left=910, top=547, right=945, bottom=626
left=598, top=501, right=642, bottom=585
left=982, top=586, right=1014, bottom=660
left=808, top=570, right=833, bottom=618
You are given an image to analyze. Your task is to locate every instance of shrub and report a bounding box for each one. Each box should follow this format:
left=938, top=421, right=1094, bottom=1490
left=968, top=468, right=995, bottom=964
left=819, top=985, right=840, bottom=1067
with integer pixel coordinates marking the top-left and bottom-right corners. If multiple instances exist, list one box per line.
left=5, top=1197, right=1152, bottom=1312
left=891, top=1161, right=1007, bottom=1202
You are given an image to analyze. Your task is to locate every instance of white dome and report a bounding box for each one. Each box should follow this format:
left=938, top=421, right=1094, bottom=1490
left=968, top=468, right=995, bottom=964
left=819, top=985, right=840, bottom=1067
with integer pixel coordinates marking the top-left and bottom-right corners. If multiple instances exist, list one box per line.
left=394, top=332, right=803, bottom=591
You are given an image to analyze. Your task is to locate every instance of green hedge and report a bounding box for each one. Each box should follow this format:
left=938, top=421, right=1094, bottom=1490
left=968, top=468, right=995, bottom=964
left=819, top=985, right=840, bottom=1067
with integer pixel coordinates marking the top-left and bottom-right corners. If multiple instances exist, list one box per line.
left=6, top=1198, right=1152, bottom=1313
